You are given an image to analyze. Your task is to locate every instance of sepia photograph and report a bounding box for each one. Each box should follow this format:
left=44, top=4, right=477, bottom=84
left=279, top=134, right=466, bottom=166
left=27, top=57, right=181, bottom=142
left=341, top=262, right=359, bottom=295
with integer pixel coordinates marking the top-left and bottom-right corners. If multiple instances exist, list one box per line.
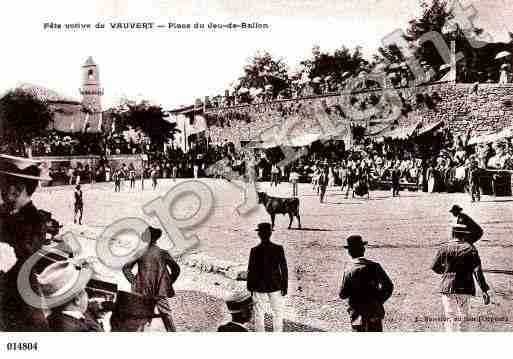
left=1, top=0, right=513, bottom=356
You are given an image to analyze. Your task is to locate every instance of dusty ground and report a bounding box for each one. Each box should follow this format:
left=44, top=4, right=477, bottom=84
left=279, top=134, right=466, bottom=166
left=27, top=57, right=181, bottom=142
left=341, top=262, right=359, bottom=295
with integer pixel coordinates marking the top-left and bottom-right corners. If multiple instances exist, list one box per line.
left=33, top=179, right=513, bottom=331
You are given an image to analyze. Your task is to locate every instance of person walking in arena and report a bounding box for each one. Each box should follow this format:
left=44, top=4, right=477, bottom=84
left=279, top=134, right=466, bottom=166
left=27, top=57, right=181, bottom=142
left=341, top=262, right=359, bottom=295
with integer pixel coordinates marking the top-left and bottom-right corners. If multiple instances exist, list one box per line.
left=128, top=164, right=136, bottom=190
left=467, top=157, right=481, bottom=202
left=289, top=167, right=299, bottom=197
left=318, top=167, right=329, bottom=203
left=345, top=165, right=355, bottom=199
left=73, top=185, right=83, bottom=225
left=247, top=223, right=288, bottom=332
left=391, top=162, right=401, bottom=197
left=339, top=235, right=394, bottom=332
left=151, top=166, right=158, bottom=190
left=113, top=169, right=121, bottom=192
left=270, top=164, right=280, bottom=187
left=431, top=224, right=490, bottom=331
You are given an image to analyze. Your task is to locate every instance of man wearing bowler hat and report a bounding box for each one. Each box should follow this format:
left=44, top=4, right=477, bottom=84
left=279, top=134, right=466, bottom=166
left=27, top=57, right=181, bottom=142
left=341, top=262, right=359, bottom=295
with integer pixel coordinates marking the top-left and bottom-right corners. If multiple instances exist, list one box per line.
left=449, top=205, right=483, bottom=244
left=38, top=261, right=102, bottom=332
left=247, top=222, right=288, bottom=332
left=121, top=226, right=181, bottom=331
left=218, top=291, right=253, bottom=332
left=339, top=235, right=394, bottom=332
left=0, top=154, right=52, bottom=331
left=432, top=224, right=490, bottom=331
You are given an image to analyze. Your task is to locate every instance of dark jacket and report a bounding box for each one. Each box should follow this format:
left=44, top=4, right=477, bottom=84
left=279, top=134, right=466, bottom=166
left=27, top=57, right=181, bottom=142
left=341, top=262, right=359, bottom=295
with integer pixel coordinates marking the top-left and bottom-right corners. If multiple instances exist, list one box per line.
left=247, top=241, right=288, bottom=294
left=47, top=312, right=103, bottom=332
left=217, top=322, right=248, bottom=332
left=0, top=201, right=49, bottom=331
left=391, top=168, right=401, bottom=185
left=456, top=212, right=483, bottom=244
left=431, top=239, right=489, bottom=295
left=122, top=244, right=180, bottom=299
left=318, top=172, right=328, bottom=187
left=339, top=258, right=394, bottom=322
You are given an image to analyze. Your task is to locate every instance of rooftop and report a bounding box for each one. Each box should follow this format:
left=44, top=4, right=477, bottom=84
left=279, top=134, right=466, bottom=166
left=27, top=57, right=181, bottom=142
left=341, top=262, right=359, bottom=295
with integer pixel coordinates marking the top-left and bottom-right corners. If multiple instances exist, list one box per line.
left=15, top=83, right=81, bottom=104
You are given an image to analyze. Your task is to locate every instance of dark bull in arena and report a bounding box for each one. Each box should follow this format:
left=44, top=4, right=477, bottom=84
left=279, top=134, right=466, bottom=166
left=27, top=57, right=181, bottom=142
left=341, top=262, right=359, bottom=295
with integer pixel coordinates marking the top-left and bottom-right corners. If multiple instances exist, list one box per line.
left=257, top=192, right=301, bottom=229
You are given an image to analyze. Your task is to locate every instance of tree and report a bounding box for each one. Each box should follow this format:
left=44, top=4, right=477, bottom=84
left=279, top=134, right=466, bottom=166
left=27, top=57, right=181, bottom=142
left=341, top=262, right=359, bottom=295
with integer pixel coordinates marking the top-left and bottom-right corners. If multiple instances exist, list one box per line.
left=0, top=89, right=54, bottom=155
left=376, top=44, right=406, bottom=66
left=404, top=0, right=493, bottom=82
left=110, top=102, right=180, bottom=150
left=300, top=45, right=368, bottom=82
left=238, top=51, right=289, bottom=97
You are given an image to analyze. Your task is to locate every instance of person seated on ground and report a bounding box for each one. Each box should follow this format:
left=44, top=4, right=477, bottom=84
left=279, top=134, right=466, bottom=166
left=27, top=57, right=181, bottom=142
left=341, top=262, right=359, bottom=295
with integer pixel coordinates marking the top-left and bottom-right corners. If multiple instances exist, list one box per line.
left=39, top=261, right=103, bottom=332
left=217, top=292, right=253, bottom=332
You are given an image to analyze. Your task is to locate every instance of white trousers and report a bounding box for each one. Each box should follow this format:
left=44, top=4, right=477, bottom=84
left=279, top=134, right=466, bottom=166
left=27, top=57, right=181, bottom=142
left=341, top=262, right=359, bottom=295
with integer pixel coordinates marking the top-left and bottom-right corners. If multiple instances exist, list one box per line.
left=253, top=291, right=285, bottom=332
left=442, top=294, right=471, bottom=332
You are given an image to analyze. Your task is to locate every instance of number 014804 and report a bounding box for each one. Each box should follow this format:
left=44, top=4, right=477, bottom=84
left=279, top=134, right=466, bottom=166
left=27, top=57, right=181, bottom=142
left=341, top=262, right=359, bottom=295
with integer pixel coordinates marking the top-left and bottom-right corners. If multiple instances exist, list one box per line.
left=6, top=342, right=38, bottom=351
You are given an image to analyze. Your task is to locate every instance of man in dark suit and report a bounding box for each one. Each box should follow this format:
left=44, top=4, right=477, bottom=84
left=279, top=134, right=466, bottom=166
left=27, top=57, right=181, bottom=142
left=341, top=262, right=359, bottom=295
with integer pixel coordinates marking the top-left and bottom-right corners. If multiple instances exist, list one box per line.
left=339, top=235, right=394, bottom=332
left=120, top=226, right=180, bottom=331
left=247, top=222, right=288, bottom=332
left=218, top=292, right=253, bottom=332
left=318, top=167, right=329, bottom=203
left=38, top=261, right=103, bottom=332
left=391, top=163, right=401, bottom=197
left=449, top=205, right=483, bottom=244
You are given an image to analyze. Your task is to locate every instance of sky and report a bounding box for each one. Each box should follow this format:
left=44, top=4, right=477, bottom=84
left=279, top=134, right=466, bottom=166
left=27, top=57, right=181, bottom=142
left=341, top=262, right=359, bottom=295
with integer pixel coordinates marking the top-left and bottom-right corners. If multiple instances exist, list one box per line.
left=0, top=0, right=512, bottom=110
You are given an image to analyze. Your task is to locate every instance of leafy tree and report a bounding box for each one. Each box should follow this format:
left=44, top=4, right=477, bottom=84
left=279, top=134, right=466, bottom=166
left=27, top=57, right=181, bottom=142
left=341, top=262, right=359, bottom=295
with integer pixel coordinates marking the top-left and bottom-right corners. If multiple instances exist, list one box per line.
left=0, top=89, right=54, bottom=155
left=376, top=44, right=406, bottom=66
left=300, top=45, right=368, bottom=82
left=404, top=0, right=494, bottom=82
left=110, top=102, right=180, bottom=150
left=238, top=51, right=289, bottom=97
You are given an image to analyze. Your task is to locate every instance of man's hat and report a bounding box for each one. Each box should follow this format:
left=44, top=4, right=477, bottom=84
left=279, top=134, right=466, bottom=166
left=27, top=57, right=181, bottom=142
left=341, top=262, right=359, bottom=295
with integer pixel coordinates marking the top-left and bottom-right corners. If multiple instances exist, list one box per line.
left=225, top=291, right=253, bottom=314
left=37, top=261, right=91, bottom=304
left=344, top=235, right=368, bottom=249
left=0, top=154, right=52, bottom=181
left=148, top=226, right=162, bottom=240
left=255, top=222, right=272, bottom=232
left=449, top=205, right=463, bottom=214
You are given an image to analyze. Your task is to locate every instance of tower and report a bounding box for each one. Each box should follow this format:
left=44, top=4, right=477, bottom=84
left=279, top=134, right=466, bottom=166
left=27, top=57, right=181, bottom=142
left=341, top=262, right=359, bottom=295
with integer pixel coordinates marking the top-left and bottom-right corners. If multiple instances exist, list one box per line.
left=79, top=56, right=104, bottom=131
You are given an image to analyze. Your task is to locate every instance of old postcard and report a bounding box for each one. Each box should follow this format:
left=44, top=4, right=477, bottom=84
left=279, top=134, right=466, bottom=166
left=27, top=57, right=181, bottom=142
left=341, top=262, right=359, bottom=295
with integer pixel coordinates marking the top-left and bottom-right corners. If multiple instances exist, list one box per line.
left=0, top=0, right=512, bottom=357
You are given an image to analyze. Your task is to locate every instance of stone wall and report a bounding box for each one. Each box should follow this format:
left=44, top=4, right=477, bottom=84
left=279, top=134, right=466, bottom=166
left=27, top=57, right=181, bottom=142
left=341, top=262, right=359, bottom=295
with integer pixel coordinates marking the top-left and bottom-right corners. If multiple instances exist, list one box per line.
left=49, top=102, right=104, bottom=133
left=204, top=82, right=513, bottom=144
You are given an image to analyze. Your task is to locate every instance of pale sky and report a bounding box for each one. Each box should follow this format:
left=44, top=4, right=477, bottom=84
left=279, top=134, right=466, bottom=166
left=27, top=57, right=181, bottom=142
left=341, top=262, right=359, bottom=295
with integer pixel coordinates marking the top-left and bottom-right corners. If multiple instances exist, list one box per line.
left=0, top=0, right=511, bottom=110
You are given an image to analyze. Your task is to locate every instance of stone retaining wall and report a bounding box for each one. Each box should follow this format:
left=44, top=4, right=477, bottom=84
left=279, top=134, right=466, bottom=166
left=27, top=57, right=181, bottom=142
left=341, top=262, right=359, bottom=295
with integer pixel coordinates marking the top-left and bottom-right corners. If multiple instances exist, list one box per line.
left=205, top=82, right=513, bottom=143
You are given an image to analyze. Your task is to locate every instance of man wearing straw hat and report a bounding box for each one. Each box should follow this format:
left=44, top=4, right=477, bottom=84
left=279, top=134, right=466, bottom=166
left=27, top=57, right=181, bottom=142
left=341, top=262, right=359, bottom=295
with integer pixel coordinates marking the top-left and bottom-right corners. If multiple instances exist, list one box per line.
left=0, top=154, right=52, bottom=331
left=339, top=235, right=394, bottom=332
left=38, top=261, right=102, bottom=332
left=218, top=291, right=253, bottom=332
left=431, top=224, right=490, bottom=331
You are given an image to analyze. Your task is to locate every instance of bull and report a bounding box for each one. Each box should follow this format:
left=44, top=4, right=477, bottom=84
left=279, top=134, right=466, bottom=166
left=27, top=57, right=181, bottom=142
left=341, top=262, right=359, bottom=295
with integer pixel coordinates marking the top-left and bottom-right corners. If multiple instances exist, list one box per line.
left=257, top=192, right=301, bottom=229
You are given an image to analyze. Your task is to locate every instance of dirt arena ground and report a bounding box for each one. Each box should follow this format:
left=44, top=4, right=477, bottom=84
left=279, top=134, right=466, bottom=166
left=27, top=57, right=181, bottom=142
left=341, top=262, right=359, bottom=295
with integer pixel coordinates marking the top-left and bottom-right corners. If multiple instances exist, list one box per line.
left=33, top=178, right=513, bottom=331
